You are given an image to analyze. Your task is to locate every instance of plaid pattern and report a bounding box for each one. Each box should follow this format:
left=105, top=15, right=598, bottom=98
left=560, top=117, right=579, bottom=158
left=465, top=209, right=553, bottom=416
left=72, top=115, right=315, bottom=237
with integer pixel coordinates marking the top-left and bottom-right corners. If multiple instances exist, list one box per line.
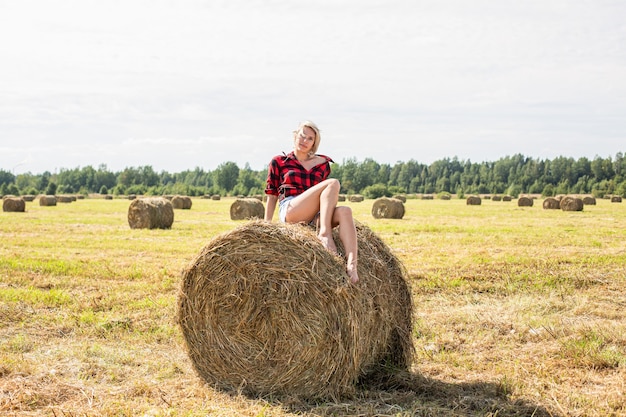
left=265, top=151, right=333, bottom=201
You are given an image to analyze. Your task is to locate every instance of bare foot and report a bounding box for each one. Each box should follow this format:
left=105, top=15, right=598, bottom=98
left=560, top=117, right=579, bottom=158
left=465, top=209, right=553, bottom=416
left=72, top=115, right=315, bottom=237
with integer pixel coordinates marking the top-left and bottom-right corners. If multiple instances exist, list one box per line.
left=347, top=260, right=359, bottom=284
left=318, top=233, right=338, bottom=255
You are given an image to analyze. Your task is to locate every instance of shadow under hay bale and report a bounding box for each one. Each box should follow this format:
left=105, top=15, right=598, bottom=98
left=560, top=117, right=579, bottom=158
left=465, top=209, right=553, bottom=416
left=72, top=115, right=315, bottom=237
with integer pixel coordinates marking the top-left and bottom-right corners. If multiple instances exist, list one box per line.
left=178, top=221, right=414, bottom=399
left=466, top=196, right=481, bottom=205
left=3, top=197, right=25, bottom=212
left=372, top=197, right=405, bottom=219
left=127, top=197, right=174, bottom=229
left=517, top=196, right=533, bottom=207
left=543, top=197, right=560, bottom=210
left=560, top=196, right=584, bottom=212
left=172, top=195, right=192, bottom=210
left=39, top=195, right=57, bottom=206
left=230, top=198, right=264, bottom=220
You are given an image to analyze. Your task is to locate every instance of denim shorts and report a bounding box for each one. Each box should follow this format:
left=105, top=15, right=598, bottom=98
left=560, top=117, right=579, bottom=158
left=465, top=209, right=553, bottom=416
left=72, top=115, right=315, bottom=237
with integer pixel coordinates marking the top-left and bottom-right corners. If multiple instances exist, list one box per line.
left=278, top=196, right=295, bottom=223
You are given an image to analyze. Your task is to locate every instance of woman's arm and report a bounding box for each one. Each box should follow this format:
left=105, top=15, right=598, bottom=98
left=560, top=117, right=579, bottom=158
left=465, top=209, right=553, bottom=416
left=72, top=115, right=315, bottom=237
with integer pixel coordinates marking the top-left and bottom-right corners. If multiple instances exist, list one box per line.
left=264, top=194, right=278, bottom=222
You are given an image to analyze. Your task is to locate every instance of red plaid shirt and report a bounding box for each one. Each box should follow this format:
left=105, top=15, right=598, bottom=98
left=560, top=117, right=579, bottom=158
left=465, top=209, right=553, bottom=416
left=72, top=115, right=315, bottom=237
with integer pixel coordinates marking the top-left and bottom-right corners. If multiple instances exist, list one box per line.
left=265, top=152, right=333, bottom=201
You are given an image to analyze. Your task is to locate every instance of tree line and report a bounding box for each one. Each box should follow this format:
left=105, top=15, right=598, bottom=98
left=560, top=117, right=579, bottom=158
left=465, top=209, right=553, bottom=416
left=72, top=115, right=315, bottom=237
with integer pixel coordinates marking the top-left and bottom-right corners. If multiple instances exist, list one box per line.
left=1, top=153, right=625, bottom=199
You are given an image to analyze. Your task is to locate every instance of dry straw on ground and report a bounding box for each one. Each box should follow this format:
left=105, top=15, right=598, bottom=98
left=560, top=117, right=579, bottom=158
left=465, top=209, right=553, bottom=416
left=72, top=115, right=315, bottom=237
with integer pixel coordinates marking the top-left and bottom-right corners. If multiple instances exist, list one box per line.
left=230, top=198, right=264, bottom=220
left=178, top=220, right=414, bottom=399
left=543, top=197, right=560, bottom=210
left=127, top=197, right=174, bottom=229
left=371, top=197, right=405, bottom=219
left=560, top=196, right=584, bottom=212
left=2, top=196, right=25, bottom=212
left=466, top=196, right=481, bottom=205
left=517, top=196, right=533, bottom=207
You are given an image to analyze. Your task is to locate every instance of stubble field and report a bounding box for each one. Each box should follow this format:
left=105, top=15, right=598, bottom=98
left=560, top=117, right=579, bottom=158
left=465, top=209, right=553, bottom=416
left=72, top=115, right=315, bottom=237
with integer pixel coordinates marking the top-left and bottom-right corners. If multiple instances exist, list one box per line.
left=1, top=196, right=625, bottom=416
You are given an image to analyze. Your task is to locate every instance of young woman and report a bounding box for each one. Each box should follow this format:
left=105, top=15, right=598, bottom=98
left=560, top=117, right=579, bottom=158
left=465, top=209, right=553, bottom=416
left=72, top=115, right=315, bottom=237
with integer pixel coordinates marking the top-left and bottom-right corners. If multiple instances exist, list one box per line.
left=264, top=121, right=359, bottom=284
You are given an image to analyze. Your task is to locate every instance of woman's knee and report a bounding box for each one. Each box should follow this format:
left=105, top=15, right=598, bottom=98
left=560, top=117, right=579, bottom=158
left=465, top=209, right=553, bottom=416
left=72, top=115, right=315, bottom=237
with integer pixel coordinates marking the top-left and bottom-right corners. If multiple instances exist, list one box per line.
left=323, top=178, right=340, bottom=194
left=334, top=205, right=353, bottom=221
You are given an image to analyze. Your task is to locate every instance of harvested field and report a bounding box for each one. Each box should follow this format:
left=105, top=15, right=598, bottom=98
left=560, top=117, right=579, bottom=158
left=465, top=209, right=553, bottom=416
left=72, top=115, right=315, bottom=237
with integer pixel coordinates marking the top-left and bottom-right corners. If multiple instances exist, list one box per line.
left=1, top=197, right=625, bottom=416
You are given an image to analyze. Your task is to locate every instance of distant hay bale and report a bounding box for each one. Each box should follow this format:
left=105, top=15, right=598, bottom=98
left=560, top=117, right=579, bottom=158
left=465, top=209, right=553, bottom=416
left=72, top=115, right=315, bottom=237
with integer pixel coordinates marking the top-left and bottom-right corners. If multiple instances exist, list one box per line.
left=104, top=195, right=113, bottom=200
left=517, top=196, right=534, bottom=207
left=392, top=194, right=407, bottom=203
left=128, top=194, right=137, bottom=200
left=252, top=195, right=263, bottom=201
left=349, top=194, right=364, bottom=203
left=466, top=196, right=481, bottom=205
left=560, top=196, right=584, bottom=212
left=230, top=198, right=264, bottom=220
left=211, top=194, right=221, bottom=201
left=3, top=197, right=25, bottom=212
left=371, top=197, right=405, bottom=219
left=502, top=195, right=512, bottom=202
left=611, top=196, right=622, bottom=203
left=57, top=195, right=73, bottom=203
left=39, top=195, right=57, bottom=206
left=582, top=196, right=596, bottom=205
left=23, top=195, right=36, bottom=202
left=178, top=221, right=414, bottom=399
left=439, top=194, right=451, bottom=200
left=543, top=197, right=560, bottom=210
left=127, top=197, right=174, bottom=229
left=172, top=195, right=192, bottom=210
left=492, top=195, right=502, bottom=201
left=338, top=194, right=346, bottom=202
left=420, top=194, right=433, bottom=200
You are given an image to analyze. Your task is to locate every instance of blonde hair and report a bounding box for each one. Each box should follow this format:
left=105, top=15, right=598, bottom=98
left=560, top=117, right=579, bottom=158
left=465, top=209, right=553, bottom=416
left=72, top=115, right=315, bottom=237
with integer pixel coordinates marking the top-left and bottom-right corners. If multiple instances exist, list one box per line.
left=293, top=120, right=321, bottom=156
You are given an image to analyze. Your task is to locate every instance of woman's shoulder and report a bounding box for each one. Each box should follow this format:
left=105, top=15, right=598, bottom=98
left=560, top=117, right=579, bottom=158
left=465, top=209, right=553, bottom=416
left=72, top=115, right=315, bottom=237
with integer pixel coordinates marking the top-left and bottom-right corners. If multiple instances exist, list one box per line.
left=316, top=154, right=334, bottom=164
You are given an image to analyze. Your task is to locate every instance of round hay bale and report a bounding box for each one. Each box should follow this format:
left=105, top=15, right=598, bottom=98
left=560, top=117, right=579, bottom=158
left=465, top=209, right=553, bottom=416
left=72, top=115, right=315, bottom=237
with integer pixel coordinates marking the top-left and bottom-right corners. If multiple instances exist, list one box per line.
left=392, top=194, right=407, bottom=203
left=439, top=194, right=451, bottom=200
left=39, top=195, right=57, bottom=206
left=371, top=197, right=405, bottom=219
left=466, top=196, right=481, bottom=205
left=230, top=198, right=264, bottom=220
left=420, top=194, right=433, bottom=200
left=178, top=221, right=414, bottom=399
left=582, top=196, right=596, bottom=205
left=22, top=195, right=36, bottom=202
left=560, top=196, right=584, bottom=212
left=338, top=194, right=346, bottom=202
left=349, top=194, right=364, bottom=203
left=127, top=197, right=174, bottom=229
left=104, top=195, right=113, bottom=200
left=502, top=195, right=512, bottom=202
left=611, top=196, right=622, bottom=203
left=171, top=195, right=192, bottom=210
left=543, top=197, right=560, bottom=210
left=3, top=197, right=25, bottom=212
left=492, top=195, right=502, bottom=201
left=211, top=194, right=221, bottom=201
left=517, top=196, right=533, bottom=207
left=57, top=195, right=73, bottom=203
left=128, top=194, right=137, bottom=200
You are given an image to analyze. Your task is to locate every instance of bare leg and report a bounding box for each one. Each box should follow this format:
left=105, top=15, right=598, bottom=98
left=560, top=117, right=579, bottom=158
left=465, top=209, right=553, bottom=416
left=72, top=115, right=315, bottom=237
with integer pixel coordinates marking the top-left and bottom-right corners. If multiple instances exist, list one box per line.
left=333, top=206, right=359, bottom=284
left=285, top=178, right=340, bottom=253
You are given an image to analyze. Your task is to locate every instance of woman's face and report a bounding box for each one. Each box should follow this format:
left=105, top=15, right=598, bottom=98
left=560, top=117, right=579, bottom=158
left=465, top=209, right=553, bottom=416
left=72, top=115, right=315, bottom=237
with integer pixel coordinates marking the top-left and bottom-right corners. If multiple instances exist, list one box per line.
left=294, top=126, right=316, bottom=154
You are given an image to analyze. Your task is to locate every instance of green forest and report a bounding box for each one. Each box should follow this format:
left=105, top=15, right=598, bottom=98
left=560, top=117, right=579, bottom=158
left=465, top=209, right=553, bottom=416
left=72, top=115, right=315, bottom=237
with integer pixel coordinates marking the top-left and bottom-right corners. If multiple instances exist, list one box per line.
left=1, top=152, right=625, bottom=199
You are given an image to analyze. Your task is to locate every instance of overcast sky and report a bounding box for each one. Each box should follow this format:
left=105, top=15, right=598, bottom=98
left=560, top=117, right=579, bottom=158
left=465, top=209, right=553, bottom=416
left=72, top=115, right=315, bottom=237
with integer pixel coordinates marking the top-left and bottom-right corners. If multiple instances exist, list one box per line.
left=1, top=0, right=624, bottom=175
